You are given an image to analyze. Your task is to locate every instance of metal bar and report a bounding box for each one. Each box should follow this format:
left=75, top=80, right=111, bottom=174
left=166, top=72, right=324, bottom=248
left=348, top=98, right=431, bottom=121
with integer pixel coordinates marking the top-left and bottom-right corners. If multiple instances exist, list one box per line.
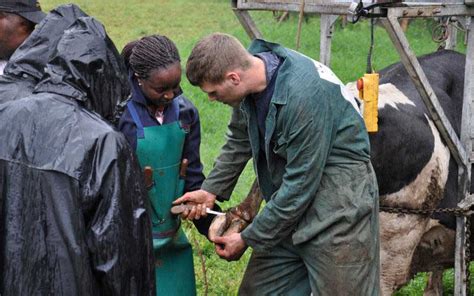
left=381, top=15, right=468, bottom=168
left=320, top=14, right=339, bottom=66
left=456, top=17, right=474, bottom=295
left=455, top=167, right=469, bottom=296
left=460, top=17, right=474, bottom=150
left=461, top=19, right=473, bottom=179
left=445, top=21, right=458, bottom=50
left=466, top=17, right=474, bottom=150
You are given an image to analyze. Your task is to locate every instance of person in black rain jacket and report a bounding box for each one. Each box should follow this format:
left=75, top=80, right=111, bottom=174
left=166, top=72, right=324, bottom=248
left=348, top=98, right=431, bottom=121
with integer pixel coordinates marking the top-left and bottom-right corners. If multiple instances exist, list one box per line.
left=0, top=14, right=154, bottom=296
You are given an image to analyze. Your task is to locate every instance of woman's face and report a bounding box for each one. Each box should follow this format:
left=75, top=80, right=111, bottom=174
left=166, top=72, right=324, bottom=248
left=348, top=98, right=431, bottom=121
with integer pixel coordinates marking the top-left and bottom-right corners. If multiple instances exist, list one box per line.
left=137, top=62, right=182, bottom=107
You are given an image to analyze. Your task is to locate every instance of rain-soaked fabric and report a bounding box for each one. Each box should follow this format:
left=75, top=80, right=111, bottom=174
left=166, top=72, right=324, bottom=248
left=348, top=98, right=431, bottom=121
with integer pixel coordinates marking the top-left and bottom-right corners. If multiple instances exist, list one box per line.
left=201, top=39, right=379, bottom=294
left=127, top=101, right=196, bottom=295
left=0, top=60, right=6, bottom=75
left=0, top=13, right=154, bottom=296
left=0, top=4, right=88, bottom=104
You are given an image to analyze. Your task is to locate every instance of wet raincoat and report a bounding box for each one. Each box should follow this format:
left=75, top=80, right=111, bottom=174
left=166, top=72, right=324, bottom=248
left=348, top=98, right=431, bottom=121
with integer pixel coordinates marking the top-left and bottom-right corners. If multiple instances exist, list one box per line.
left=0, top=60, right=6, bottom=75
left=0, top=13, right=154, bottom=296
left=201, top=40, right=380, bottom=295
left=0, top=4, right=87, bottom=103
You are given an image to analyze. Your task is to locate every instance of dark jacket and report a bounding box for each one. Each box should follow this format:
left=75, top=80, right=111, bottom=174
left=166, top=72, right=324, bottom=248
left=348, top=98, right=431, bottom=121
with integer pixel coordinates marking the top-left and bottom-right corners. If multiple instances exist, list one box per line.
left=0, top=14, right=154, bottom=296
left=118, top=77, right=205, bottom=192
left=119, top=76, right=218, bottom=236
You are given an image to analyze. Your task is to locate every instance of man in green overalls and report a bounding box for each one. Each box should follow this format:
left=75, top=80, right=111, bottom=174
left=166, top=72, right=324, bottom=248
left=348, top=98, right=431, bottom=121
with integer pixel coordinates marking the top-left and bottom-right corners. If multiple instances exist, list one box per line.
left=176, top=33, right=380, bottom=295
left=119, top=35, right=213, bottom=295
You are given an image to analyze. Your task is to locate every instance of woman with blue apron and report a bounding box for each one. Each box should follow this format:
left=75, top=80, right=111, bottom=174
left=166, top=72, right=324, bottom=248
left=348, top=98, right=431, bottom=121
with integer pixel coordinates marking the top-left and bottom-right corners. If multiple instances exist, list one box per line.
left=118, top=35, right=212, bottom=295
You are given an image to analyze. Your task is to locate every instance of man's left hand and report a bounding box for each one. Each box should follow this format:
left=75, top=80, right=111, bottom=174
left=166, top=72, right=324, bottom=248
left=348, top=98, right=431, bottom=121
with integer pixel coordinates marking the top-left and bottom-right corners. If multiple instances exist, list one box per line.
left=211, top=233, right=248, bottom=261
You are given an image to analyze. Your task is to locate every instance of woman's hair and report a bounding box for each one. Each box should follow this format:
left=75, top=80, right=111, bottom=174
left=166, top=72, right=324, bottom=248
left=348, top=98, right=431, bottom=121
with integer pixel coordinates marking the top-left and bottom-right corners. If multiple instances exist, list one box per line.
left=121, top=34, right=180, bottom=79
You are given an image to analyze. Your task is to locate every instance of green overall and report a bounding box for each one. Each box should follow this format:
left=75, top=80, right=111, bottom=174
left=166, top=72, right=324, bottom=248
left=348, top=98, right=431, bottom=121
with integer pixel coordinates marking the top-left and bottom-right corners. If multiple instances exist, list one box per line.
left=202, top=39, right=379, bottom=295
left=127, top=101, right=196, bottom=296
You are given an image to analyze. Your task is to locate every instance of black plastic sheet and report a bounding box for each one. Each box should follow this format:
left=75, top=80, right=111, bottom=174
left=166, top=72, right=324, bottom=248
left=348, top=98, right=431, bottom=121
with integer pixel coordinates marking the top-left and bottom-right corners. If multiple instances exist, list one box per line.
left=0, top=5, right=154, bottom=295
left=0, top=4, right=87, bottom=103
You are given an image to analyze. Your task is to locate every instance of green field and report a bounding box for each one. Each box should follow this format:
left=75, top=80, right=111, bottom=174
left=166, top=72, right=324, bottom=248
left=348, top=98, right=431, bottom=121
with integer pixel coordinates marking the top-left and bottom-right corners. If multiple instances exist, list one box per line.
left=40, top=1, right=468, bottom=295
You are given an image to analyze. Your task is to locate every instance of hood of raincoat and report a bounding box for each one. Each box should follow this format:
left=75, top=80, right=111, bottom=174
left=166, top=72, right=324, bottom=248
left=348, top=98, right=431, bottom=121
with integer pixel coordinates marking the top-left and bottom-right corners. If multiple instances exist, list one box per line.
left=0, top=4, right=88, bottom=103
left=34, top=16, right=129, bottom=121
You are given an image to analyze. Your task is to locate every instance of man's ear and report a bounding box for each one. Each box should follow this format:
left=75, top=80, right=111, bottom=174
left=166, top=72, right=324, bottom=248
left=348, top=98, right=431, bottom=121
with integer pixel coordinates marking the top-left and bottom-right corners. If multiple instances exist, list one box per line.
left=226, top=72, right=241, bottom=86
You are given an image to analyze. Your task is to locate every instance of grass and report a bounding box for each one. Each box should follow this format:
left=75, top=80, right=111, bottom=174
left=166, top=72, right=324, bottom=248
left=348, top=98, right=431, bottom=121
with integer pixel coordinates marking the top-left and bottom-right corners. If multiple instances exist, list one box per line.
left=40, top=1, right=468, bottom=294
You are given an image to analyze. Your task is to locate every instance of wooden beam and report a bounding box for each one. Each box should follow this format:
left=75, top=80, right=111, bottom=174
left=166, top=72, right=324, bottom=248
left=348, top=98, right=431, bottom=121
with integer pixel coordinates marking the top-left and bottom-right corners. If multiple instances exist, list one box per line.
left=295, top=0, right=306, bottom=50
left=232, top=9, right=263, bottom=40
left=235, top=2, right=474, bottom=16
left=320, top=14, right=339, bottom=66
left=381, top=15, right=468, bottom=169
left=455, top=17, right=474, bottom=295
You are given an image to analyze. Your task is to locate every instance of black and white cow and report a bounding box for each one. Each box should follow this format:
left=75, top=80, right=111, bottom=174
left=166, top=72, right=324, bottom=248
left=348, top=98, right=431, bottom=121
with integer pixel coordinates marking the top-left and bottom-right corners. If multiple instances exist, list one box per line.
left=209, top=50, right=468, bottom=295
left=361, top=49, right=467, bottom=295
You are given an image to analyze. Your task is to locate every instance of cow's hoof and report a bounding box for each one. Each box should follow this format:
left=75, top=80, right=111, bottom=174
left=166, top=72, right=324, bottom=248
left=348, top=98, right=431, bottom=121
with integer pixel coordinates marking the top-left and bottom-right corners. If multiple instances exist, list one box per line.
left=208, top=210, right=249, bottom=241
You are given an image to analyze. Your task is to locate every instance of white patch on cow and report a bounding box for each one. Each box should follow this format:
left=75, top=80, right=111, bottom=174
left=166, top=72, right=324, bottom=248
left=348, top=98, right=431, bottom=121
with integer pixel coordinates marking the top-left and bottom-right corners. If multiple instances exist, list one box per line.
left=380, top=212, right=432, bottom=294
left=346, top=82, right=416, bottom=111
left=379, top=117, right=451, bottom=295
left=382, top=117, right=450, bottom=207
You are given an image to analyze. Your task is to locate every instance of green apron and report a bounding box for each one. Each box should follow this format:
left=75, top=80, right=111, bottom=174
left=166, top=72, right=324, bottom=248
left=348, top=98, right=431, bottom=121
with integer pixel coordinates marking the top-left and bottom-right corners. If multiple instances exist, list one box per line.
left=127, top=101, right=196, bottom=296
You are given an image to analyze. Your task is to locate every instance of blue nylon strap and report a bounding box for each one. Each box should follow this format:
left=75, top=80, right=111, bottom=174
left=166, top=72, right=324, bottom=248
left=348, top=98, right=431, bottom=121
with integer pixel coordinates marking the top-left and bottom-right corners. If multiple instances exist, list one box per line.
left=127, top=101, right=145, bottom=139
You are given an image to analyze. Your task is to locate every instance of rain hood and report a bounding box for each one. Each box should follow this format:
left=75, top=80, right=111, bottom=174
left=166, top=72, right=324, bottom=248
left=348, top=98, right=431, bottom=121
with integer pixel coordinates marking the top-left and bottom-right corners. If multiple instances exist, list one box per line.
left=0, top=10, right=154, bottom=296
left=0, top=4, right=88, bottom=103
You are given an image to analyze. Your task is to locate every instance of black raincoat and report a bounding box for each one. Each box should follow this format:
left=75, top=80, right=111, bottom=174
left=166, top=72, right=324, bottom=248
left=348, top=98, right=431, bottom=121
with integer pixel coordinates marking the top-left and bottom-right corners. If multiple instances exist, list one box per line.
left=0, top=10, right=154, bottom=296
left=0, top=4, right=87, bottom=103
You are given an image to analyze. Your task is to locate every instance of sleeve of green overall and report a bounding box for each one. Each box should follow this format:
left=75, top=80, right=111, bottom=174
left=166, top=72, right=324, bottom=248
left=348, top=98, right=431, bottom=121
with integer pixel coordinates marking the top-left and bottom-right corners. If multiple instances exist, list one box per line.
left=241, top=87, right=336, bottom=252
left=201, top=107, right=253, bottom=200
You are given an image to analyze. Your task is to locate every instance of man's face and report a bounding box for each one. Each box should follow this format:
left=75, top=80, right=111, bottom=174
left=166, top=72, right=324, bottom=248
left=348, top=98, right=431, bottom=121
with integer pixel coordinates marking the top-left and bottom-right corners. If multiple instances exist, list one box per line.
left=200, top=76, right=245, bottom=107
left=0, top=12, right=31, bottom=59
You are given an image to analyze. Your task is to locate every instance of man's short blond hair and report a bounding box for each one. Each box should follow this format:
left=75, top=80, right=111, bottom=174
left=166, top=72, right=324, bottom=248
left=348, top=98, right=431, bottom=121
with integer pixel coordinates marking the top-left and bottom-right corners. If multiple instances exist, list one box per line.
left=186, top=33, right=251, bottom=86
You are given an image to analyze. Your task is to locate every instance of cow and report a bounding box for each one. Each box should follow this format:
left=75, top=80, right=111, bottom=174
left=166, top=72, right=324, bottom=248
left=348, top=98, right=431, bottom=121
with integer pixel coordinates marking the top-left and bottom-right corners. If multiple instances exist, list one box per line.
left=208, top=49, right=468, bottom=295
left=362, top=49, right=468, bottom=295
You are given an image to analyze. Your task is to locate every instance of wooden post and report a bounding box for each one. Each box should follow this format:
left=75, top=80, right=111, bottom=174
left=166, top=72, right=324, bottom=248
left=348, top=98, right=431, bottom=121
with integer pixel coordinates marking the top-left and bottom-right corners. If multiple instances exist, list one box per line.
left=296, top=0, right=305, bottom=50
left=320, top=14, right=339, bottom=66
left=456, top=16, right=474, bottom=295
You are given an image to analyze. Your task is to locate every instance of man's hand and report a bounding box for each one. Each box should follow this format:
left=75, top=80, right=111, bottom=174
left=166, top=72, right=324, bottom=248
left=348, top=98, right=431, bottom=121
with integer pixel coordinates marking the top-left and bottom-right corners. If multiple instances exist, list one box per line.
left=173, top=189, right=216, bottom=220
left=211, top=233, right=248, bottom=261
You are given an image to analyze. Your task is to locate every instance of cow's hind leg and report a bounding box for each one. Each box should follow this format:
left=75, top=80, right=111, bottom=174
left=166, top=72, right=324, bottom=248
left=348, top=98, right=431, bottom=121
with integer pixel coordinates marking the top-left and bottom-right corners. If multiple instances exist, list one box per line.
left=415, top=222, right=455, bottom=296
left=380, top=212, right=431, bottom=295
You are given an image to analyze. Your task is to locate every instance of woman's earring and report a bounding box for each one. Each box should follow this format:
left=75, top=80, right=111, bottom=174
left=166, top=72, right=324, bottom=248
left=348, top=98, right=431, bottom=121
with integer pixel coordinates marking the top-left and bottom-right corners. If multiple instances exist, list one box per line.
left=138, top=82, right=142, bottom=86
